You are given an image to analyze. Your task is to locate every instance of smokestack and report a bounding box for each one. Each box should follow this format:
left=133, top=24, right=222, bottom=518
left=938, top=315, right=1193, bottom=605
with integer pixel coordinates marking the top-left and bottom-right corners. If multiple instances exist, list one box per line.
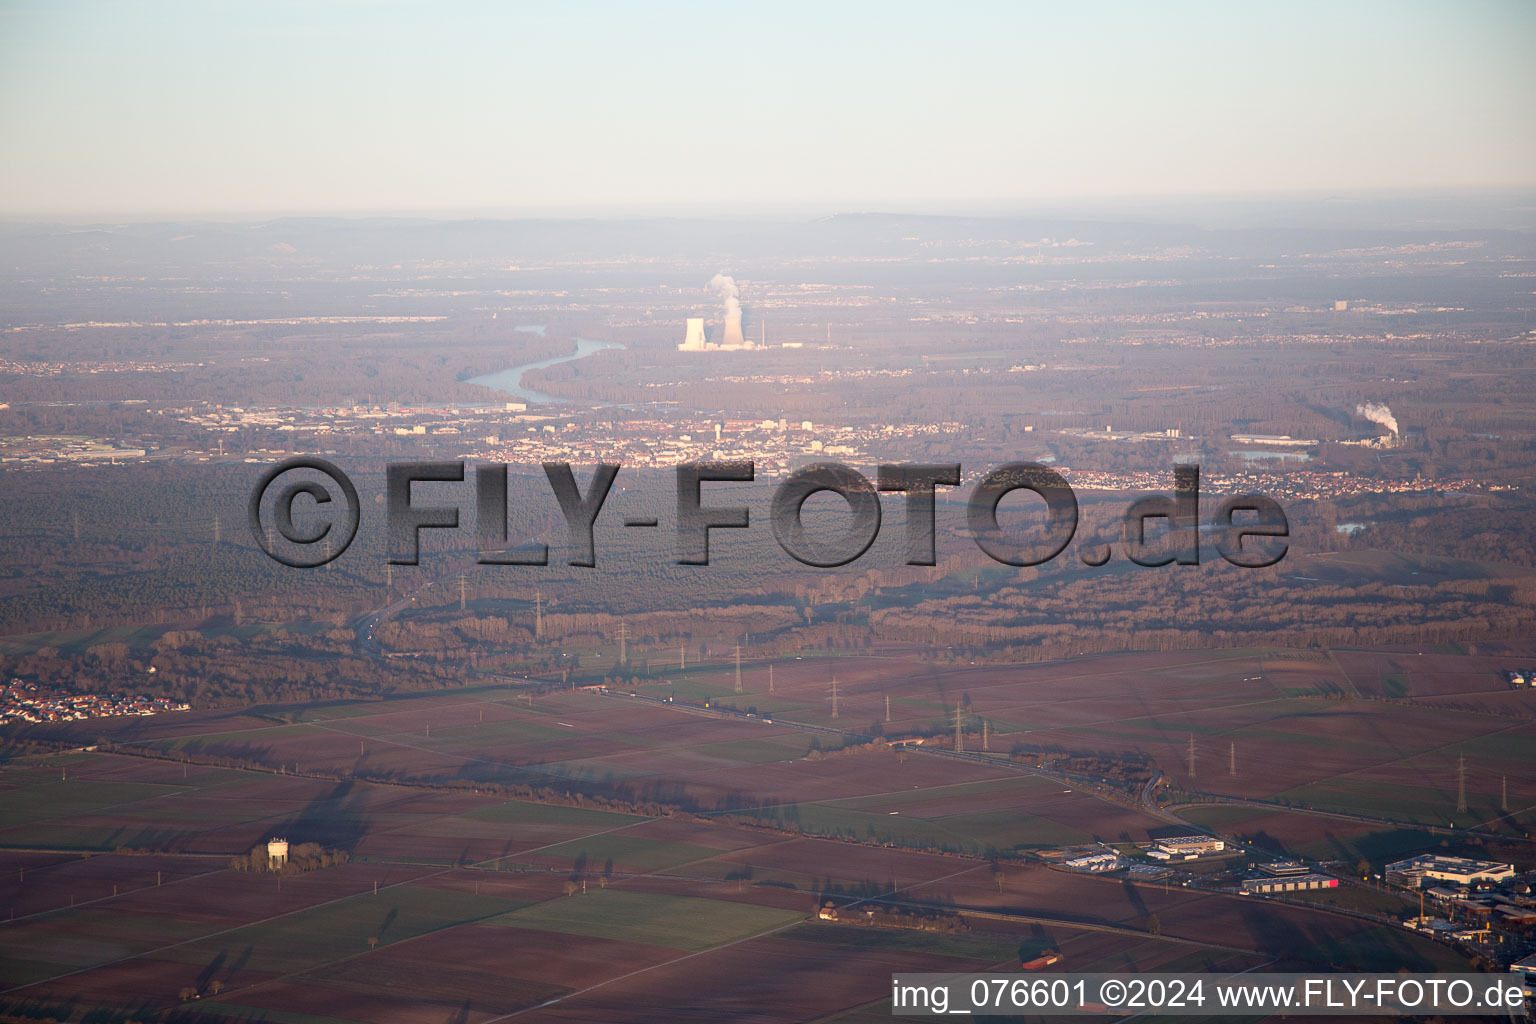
left=1355, top=401, right=1399, bottom=436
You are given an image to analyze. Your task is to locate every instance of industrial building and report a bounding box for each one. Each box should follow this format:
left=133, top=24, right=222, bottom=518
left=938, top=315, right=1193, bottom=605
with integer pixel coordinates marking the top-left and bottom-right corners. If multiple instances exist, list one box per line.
left=1385, top=854, right=1515, bottom=888
left=677, top=314, right=756, bottom=352
left=1064, top=851, right=1123, bottom=872
left=1509, top=953, right=1536, bottom=997
left=1258, top=860, right=1311, bottom=876
left=679, top=275, right=757, bottom=351
left=1147, top=835, right=1225, bottom=860
left=1241, top=874, right=1338, bottom=895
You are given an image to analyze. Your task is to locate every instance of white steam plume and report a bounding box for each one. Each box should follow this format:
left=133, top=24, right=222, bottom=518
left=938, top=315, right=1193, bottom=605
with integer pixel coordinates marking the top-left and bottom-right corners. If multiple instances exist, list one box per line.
left=708, top=273, right=740, bottom=319
left=1355, top=401, right=1398, bottom=436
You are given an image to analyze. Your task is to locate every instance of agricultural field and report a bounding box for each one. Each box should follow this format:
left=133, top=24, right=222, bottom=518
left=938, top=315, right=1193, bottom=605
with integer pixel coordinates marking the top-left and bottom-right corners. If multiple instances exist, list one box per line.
left=54, top=645, right=1536, bottom=839
left=1, top=644, right=1527, bottom=1021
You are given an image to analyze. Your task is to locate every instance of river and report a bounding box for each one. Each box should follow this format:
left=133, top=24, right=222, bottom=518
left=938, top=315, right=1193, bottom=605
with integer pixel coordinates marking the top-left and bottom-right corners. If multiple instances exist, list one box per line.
left=468, top=332, right=623, bottom=405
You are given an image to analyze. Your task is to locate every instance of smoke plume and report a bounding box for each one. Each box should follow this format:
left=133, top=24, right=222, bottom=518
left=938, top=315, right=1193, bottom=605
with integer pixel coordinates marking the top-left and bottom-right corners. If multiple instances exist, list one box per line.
left=1355, top=401, right=1398, bottom=436
left=708, top=273, right=740, bottom=319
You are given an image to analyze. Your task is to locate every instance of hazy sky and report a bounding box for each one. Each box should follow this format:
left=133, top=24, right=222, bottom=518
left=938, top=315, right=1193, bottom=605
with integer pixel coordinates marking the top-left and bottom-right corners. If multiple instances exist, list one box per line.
left=1, top=0, right=1533, bottom=219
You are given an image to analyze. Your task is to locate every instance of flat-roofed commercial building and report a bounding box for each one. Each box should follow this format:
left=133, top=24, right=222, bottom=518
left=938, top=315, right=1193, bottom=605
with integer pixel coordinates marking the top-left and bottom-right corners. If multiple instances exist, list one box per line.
left=1259, top=860, right=1310, bottom=876
left=1385, top=855, right=1515, bottom=888
left=1241, top=874, right=1338, bottom=895
left=1065, top=851, right=1122, bottom=872
left=1153, top=836, right=1225, bottom=859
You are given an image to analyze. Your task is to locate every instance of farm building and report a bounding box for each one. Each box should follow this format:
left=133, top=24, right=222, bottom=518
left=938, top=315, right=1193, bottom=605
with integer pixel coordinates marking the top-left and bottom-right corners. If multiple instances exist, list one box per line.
left=1240, top=874, right=1338, bottom=895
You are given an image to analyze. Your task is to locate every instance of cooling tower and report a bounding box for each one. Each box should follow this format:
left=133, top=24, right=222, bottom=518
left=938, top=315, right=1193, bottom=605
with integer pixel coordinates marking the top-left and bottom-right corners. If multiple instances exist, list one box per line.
left=679, top=317, right=707, bottom=351
left=720, top=313, right=745, bottom=349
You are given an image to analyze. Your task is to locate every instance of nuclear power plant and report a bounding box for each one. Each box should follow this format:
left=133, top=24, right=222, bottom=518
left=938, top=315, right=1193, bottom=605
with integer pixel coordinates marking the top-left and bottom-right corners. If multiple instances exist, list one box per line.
left=677, top=273, right=760, bottom=351
left=677, top=315, right=756, bottom=351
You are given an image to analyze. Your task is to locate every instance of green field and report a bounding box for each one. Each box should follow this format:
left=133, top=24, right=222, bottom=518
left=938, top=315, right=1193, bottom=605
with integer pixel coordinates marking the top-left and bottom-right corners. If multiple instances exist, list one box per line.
left=388, top=715, right=599, bottom=748
left=731, top=800, right=1090, bottom=853
left=463, top=798, right=645, bottom=829
left=156, top=885, right=526, bottom=975
left=725, top=775, right=1097, bottom=854
left=1178, top=805, right=1451, bottom=864
left=782, top=922, right=1021, bottom=964
left=688, top=735, right=817, bottom=763
left=140, top=721, right=329, bottom=753
left=0, top=820, right=207, bottom=851
left=0, top=901, right=240, bottom=983
left=484, top=889, right=805, bottom=951
left=0, top=778, right=189, bottom=829
left=1279, top=883, right=1414, bottom=917
left=1274, top=778, right=1513, bottom=829
left=1305, top=923, right=1474, bottom=973
left=184, top=1005, right=369, bottom=1024
left=530, top=834, right=724, bottom=872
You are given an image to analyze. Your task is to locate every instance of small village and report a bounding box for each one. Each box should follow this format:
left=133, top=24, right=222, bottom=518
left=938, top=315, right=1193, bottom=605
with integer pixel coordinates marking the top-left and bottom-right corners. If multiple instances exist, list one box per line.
left=0, top=678, right=189, bottom=726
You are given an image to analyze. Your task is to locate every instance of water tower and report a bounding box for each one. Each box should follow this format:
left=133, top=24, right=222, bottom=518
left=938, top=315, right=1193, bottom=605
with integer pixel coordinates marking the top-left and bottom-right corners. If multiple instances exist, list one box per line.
left=267, top=837, right=289, bottom=868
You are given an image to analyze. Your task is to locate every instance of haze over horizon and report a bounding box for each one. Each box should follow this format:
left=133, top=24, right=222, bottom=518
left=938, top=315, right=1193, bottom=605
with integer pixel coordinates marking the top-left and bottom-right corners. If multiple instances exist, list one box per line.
left=2, top=0, right=1533, bottom=221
